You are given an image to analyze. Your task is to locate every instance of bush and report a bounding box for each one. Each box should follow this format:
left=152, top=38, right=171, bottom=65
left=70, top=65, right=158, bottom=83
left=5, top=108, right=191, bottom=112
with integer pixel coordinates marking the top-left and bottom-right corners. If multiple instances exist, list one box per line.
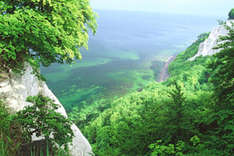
left=17, top=95, right=74, bottom=151
left=0, top=95, right=74, bottom=155
left=0, top=100, right=22, bottom=156
left=228, top=8, right=234, bottom=19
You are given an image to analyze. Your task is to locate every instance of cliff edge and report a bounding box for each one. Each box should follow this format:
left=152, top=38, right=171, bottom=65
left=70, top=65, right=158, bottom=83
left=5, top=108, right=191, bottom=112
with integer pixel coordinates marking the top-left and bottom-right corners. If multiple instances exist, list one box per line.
left=0, top=65, right=92, bottom=156
left=189, top=20, right=233, bottom=61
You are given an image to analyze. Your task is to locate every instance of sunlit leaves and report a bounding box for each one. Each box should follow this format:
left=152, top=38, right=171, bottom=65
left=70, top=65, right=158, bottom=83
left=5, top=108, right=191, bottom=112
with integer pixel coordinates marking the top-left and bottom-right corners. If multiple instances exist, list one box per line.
left=205, top=23, right=234, bottom=154
left=0, top=0, right=97, bottom=73
left=80, top=29, right=234, bottom=155
left=17, top=95, right=74, bottom=150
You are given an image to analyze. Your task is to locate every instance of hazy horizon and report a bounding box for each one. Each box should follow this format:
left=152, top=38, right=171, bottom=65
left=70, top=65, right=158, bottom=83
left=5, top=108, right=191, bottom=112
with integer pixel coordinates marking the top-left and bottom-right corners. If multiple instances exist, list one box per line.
left=42, top=11, right=218, bottom=110
left=90, top=0, right=234, bottom=18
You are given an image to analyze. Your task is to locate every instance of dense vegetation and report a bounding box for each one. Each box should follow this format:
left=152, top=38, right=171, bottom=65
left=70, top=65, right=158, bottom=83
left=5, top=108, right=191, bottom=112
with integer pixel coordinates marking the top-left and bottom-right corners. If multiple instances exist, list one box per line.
left=0, top=95, right=73, bottom=155
left=69, top=23, right=234, bottom=155
left=0, top=0, right=96, bottom=74
left=0, top=1, right=233, bottom=155
left=42, top=10, right=216, bottom=112
left=228, top=8, right=234, bottom=19
left=0, top=0, right=96, bottom=155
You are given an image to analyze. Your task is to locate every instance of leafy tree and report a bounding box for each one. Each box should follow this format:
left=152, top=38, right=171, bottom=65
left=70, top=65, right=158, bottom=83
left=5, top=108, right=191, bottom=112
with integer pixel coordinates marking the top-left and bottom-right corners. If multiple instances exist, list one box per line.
left=166, top=82, right=187, bottom=143
left=0, top=0, right=97, bottom=73
left=206, top=23, right=234, bottom=154
left=209, top=23, right=234, bottom=105
left=228, top=8, right=234, bottom=19
left=149, top=136, right=220, bottom=156
left=167, top=33, right=210, bottom=90
left=0, top=96, right=74, bottom=155
left=81, top=33, right=220, bottom=155
left=16, top=95, right=74, bottom=151
left=149, top=140, right=185, bottom=156
left=0, top=100, right=23, bottom=156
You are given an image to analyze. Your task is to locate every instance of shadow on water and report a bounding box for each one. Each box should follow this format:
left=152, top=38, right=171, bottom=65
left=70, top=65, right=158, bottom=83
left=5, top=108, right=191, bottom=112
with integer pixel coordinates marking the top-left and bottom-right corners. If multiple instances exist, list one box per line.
left=42, top=56, right=157, bottom=111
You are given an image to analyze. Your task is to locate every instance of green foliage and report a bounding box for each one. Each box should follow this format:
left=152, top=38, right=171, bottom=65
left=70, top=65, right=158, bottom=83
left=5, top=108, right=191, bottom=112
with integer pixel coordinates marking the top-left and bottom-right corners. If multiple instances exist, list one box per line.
left=0, top=100, right=22, bottom=156
left=69, top=99, right=111, bottom=130
left=149, top=140, right=185, bottom=156
left=83, top=84, right=170, bottom=155
left=165, top=82, right=190, bottom=143
left=208, top=23, right=234, bottom=105
left=166, top=33, right=211, bottom=90
left=190, top=135, right=200, bottom=146
left=0, top=0, right=97, bottom=73
left=203, top=23, right=234, bottom=154
left=16, top=95, right=74, bottom=150
left=79, top=28, right=234, bottom=156
left=0, top=95, right=74, bottom=155
left=228, top=8, right=234, bottom=19
left=83, top=82, right=211, bottom=155
left=149, top=136, right=218, bottom=156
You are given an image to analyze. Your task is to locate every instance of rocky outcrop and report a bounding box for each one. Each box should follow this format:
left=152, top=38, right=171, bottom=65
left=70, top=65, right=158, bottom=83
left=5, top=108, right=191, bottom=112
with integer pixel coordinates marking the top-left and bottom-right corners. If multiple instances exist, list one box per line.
left=189, top=20, right=233, bottom=61
left=0, top=65, right=92, bottom=156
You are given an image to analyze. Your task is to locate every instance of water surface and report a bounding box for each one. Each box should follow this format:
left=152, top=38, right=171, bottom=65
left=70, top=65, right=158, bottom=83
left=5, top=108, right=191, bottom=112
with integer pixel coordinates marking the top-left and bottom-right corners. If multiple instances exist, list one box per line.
left=41, top=10, right=217, bottom=111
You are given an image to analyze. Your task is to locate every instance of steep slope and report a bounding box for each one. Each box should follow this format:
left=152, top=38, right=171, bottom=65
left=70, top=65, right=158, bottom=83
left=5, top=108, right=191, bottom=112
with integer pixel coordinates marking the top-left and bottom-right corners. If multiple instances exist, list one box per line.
left=82, top=20, right=234, bottom=156
left=0, top=65, right=92, bottom=156
left=189, top=20, right=233, bottom=60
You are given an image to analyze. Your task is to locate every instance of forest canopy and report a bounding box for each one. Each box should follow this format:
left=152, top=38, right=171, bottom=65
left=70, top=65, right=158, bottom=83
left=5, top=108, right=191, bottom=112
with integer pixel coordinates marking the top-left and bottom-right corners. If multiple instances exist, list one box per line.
left=0, top=0, right=97, bottom=72
left=77, top=24, right=234, bottom=156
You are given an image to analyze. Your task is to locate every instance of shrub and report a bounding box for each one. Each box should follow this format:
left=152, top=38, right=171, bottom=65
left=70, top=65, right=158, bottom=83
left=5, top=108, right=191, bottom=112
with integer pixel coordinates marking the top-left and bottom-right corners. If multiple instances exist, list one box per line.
left=228, top=8, right=234, bottom=19
left=0, top=95, right=74, bottom=155
left=0, top=100, right=23, bottom=156
left=16, top=95, right=74, bottom=151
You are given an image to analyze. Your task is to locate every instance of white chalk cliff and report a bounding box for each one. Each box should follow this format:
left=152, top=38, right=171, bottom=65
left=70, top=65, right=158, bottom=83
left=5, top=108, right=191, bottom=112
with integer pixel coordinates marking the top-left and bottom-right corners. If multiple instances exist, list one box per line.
left=189, top=20, right=234, bottom=61
left=0, top=65, right=92, bottom=156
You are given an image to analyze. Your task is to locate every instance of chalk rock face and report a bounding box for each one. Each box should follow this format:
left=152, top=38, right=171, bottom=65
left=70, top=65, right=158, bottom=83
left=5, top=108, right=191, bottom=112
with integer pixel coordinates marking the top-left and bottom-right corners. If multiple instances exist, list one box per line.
left=0, top=65, right=92, bottom=156
left=189, top=20, right=233, bottom=61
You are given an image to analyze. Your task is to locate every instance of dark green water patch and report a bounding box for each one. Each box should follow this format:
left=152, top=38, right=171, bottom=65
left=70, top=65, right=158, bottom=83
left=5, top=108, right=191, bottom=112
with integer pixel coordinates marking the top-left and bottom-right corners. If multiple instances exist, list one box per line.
left=41, top=11, right=217, bottom=112
left=42, top=57, right=158, bottom=112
